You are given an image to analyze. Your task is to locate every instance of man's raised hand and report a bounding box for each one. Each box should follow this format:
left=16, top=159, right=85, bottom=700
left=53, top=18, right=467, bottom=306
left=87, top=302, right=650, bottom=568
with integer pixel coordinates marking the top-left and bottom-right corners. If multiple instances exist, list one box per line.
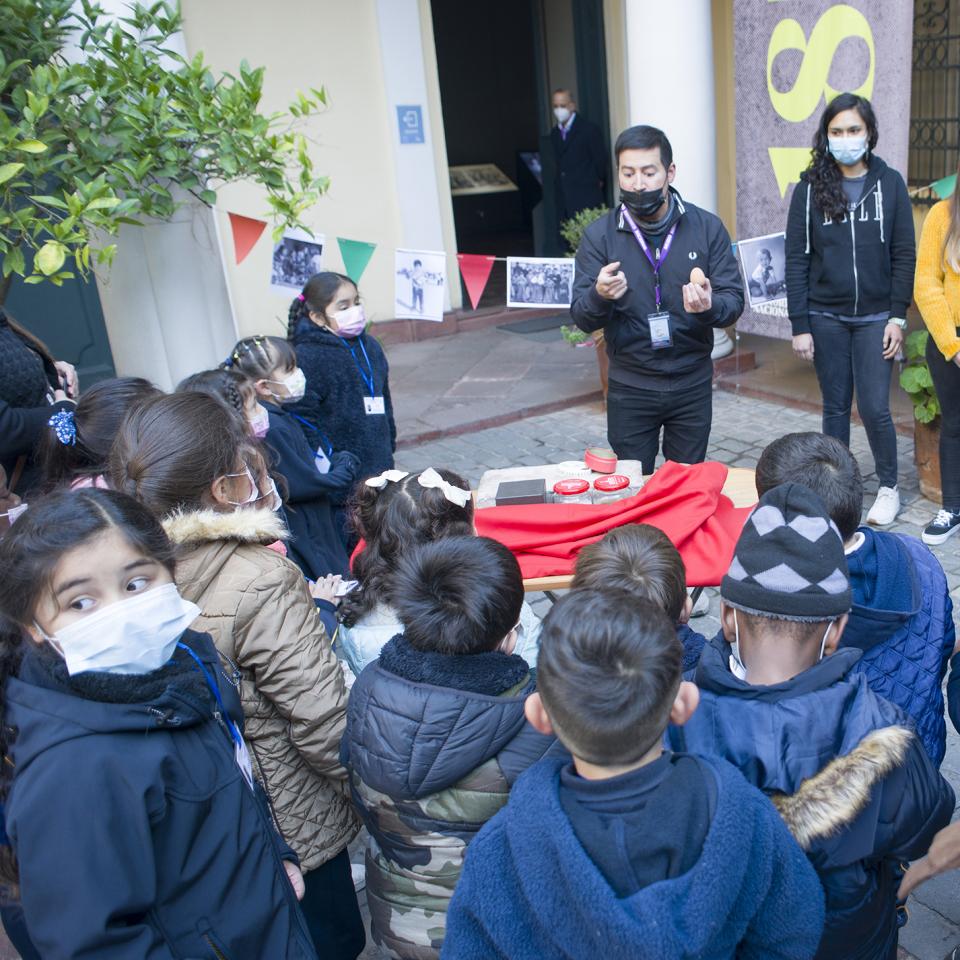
left=596, top=261, right=628, bottom=301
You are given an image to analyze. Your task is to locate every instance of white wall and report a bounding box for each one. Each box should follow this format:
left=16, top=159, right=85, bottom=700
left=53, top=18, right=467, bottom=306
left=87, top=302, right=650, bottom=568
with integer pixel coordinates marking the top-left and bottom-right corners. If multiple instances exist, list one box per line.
left=624, top=0, right=717, bottom=213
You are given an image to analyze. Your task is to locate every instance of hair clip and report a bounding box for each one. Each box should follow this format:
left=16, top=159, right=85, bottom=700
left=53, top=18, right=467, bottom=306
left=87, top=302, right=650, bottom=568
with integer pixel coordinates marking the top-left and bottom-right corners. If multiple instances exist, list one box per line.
left=418, top=468, right=470, bottom=507
left=364, top=469, right=409, bottom=489
left=297, top=294, right=306, bottom=302
left=223, top=356, right=234, bottom=368
left=49, top=409, right=77, bottom=445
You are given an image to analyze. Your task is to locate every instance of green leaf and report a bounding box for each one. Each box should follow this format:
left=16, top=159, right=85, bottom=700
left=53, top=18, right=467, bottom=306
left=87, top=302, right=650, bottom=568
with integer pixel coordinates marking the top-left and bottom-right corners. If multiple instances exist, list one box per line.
left=199, top=188, right=217, bottom=205
left=28, top=194, right=69, bottom=209
left=14, top=139, right=48, bottom=154
left=0, top=162, right=24, bottom=185
left=2, top=246, right=26, bottom=278
left=35, top=240, right=67, bottom=276
left=84, top=196, right=121, bottom=211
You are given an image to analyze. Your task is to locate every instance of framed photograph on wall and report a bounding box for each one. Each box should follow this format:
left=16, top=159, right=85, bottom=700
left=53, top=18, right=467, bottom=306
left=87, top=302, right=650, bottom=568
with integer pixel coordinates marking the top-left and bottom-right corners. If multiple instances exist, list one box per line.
left=506, top=257, right=575, bottom=309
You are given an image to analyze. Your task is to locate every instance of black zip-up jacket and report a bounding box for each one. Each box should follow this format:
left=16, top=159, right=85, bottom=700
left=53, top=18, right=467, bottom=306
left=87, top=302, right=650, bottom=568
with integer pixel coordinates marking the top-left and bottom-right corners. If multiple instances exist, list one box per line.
left=571, top=189, right=743, bottom=390
left=785, top=155, right=916, bottom=335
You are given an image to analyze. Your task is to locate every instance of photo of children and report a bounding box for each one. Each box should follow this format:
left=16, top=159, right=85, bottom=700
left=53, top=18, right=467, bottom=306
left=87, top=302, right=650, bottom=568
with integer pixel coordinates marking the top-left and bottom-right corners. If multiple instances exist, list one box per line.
left=736, top=232, right=787, bottom=308
left=507, top=257, right=575, bottom=309
left=270, top=228, right=324, bottom=295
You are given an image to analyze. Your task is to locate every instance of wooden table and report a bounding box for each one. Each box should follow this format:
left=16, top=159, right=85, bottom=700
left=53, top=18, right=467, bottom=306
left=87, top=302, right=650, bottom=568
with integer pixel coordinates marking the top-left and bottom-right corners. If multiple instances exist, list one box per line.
left=503, top=466, right=758, bottom=594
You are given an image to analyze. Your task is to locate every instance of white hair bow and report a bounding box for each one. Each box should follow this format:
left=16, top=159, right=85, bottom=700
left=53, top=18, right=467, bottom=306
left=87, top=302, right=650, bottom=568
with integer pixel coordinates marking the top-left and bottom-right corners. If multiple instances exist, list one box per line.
left=418, top=468, right=471, bottom=507
left=364, top=469, right=409, bottom=489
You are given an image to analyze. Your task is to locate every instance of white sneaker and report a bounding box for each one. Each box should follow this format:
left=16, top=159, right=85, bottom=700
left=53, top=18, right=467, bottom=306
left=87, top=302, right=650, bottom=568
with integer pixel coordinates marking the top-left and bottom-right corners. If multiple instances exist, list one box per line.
left=711, top=329, right=734, bottom=361
left=690, top=589, right=710, bottom=618
left=866, top=486, right=900, bottom=526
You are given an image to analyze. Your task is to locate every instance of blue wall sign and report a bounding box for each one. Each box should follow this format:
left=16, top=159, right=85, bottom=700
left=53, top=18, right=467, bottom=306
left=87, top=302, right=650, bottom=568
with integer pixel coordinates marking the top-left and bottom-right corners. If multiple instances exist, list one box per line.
left=396, top=104, right=425, bottom=145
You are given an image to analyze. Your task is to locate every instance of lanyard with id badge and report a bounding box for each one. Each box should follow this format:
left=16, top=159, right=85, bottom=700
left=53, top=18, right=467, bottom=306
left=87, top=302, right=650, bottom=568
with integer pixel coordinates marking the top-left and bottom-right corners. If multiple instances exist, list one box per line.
left=178, top=641, right=255, bottom=791
left=344, top=338, right=385, bottom=415
left=622, top=206, right=678, bottom=350
left=290, top=413, right=333, bottom=474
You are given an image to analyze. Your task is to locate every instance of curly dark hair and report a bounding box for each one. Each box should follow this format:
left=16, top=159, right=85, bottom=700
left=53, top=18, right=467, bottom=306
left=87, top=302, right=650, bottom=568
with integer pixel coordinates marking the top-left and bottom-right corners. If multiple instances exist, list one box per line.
left=806, top=92, right=878, bottom=223
left=338, top=468, right=474, bottom=626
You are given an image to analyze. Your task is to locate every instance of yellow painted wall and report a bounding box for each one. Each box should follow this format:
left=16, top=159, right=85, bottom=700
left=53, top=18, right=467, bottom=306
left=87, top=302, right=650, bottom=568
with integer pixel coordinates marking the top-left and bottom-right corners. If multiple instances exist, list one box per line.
left=712, top=0, right=736, bottom=234
left=179, top=0, right=454, bottom=337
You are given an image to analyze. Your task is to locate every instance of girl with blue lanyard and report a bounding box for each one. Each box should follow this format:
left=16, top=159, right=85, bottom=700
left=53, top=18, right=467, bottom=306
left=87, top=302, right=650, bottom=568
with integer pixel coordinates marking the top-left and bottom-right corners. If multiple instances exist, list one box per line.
left=287, top=272, right=396, bottom=483
left=0, top=488, right=318, bottom=959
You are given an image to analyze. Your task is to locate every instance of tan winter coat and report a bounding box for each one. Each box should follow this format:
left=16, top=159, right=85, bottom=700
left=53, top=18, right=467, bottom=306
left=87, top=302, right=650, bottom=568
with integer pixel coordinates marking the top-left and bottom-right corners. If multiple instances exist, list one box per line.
left=162, top=507, right=359, bottom=872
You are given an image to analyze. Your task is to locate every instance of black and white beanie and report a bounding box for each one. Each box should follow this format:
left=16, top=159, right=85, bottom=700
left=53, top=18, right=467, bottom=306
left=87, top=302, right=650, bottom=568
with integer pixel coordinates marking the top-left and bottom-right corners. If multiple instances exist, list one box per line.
left=721, top=482, right=851, bottom=621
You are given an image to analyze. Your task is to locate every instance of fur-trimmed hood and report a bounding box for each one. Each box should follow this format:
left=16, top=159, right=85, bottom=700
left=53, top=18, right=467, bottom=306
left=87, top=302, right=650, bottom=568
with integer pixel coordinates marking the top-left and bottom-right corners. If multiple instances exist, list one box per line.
left=772, top=726, right=912, bottom=848
left=162, top=506, right=288, bottom=547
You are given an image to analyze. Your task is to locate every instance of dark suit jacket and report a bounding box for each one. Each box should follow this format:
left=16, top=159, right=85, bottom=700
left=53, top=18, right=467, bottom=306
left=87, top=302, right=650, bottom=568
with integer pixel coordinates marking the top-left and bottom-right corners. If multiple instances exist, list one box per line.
left=550, top=114, right=607, bottom=220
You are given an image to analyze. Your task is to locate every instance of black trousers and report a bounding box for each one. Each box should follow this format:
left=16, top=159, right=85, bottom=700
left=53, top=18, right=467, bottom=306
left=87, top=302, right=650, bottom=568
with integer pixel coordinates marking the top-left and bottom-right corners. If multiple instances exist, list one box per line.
left=300, top=848, right=366, bottom=960
left=927, top=333, right=960, bottom=511
left=606, top=377, right=713, bottom=475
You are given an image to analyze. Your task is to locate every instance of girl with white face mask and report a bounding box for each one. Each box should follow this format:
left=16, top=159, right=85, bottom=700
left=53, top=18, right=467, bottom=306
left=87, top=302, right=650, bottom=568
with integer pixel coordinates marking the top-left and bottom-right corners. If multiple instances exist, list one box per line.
left=0, top=488, right=319, bottom=959
left=227, top=335, right=359, bottom=580
left=285, top=272, right=397, bottom=504
left=109, top=391, right=366, bottom=959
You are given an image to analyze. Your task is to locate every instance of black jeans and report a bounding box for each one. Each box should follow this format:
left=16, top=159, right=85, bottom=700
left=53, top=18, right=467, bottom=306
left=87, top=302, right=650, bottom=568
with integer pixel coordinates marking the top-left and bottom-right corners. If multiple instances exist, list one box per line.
left=809, top=314, right=898, bottom=487
left=300, top=848, right=366, bottom=960
left=926, top=333, right=960, bottom=511
left=606, top=377, right=713, bottom=475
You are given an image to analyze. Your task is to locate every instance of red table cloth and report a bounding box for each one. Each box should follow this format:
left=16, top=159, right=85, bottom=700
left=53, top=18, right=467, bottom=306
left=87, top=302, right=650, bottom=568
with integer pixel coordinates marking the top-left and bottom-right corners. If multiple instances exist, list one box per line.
left=474, top=460, right=754, bottom=586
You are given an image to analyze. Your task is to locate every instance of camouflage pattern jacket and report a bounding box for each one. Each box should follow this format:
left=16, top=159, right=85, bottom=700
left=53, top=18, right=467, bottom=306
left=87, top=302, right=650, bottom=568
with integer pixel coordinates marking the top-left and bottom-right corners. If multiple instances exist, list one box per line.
left=343, top=634, right=560, bottom=960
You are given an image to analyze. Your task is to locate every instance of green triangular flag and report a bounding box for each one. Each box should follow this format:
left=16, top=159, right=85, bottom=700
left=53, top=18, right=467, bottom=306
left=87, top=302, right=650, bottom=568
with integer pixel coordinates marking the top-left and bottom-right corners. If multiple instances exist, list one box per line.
left=337, top=237, right=377, bottom=283
left=932, top=173, right=957, bottom=199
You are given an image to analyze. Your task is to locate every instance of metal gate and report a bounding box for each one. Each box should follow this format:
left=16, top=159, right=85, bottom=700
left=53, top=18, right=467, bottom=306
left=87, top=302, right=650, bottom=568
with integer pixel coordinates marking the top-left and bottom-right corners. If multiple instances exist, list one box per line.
left=910, top=0, right=960, bottom=200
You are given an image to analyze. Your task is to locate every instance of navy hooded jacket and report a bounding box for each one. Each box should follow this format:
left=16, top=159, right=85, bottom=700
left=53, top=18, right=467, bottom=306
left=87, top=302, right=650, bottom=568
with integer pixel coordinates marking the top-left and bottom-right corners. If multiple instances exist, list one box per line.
left=4, top=631, right=317, bottom=960
left=288, top=318, right=395, bottom=482
left=843, top=528, right=955, bottom=766
left=785, top=155, right=916, bottom=334
left=442, top=754, right=825, bottom=960
left=670, top=636, right=955, bottom=960
left=261, top=399, right=356, bottom=578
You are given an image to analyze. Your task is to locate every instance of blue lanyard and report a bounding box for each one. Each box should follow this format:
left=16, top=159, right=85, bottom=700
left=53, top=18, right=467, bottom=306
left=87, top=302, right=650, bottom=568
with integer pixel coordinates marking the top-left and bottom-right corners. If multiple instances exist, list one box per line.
left=177, top=641, right=243, bottom=750
left=289, top=413, right=333, bottom=457
left=342, top=337, right=376, bottom=396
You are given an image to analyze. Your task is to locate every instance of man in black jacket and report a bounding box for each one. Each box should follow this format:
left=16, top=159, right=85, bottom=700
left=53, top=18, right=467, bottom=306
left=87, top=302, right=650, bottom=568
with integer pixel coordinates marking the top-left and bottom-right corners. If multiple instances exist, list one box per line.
left=550, top=89, right=607, bottom=226
left=570, top=125, right=743, bottom=475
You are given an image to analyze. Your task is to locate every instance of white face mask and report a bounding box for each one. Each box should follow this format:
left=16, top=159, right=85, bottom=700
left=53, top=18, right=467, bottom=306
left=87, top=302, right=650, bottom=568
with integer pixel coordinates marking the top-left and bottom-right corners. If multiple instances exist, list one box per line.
left=38, top=582, right=200, bottom=676
left=729, top=608, right=833, bottom=682
left=267, top=367, right=306, bottom=403
left=553, top=106, right=571, bottom=124
left=828, top=135, right=867, bottom=167
left=248, top=406, right=270, bottom=439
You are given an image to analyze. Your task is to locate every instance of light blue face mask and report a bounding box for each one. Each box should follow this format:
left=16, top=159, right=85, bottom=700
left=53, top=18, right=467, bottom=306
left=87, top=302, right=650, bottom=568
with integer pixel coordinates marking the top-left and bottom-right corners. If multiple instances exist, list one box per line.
left=729, top=608, right=832, bottom=682
left=828, top=136, right=867, bottom=167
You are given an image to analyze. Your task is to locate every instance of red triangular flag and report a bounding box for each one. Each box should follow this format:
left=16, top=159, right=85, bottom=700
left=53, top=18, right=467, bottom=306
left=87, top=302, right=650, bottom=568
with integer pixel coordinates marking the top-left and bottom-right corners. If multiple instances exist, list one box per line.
left=228, top=212, right=268, bottom=265
left=457, top=254, right=496, bottom=310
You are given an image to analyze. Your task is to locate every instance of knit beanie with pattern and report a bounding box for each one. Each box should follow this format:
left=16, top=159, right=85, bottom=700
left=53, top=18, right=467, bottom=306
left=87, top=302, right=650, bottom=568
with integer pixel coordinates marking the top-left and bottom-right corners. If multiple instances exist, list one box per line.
left=721, top=482, right=851, bottom=621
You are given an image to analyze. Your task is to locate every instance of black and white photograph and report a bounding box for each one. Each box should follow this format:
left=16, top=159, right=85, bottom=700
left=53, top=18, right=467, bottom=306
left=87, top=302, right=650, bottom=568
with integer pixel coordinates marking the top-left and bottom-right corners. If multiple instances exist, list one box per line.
left=395, top=248, right=446, bottom=321
left=736, top=232, right=787, bottom=308
left=507, top=257, right=575, bottom=309
left=449, top=163, right=518, bottom=196
left=270, top=227, right=324, bottom=295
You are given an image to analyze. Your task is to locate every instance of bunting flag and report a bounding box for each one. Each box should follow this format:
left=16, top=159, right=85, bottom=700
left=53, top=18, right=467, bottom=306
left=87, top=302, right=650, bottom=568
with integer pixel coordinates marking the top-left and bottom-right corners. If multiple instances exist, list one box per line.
left=337, top=237, right=377, bottom=283
left=932, top=173, right=957, bottom=199
left=457, top=253, right=495, bottom=310
left=227, top=212, right=268, bottom=265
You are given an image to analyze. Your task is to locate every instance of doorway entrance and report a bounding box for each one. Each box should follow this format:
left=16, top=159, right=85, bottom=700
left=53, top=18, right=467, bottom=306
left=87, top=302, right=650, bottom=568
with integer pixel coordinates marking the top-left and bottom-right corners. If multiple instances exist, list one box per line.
left=430, top=0, right=610, bottom=308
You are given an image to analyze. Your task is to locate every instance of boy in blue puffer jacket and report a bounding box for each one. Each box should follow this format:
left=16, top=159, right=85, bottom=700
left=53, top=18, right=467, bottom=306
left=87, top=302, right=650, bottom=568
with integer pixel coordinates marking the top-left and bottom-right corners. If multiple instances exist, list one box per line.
left=671, top=482, right=954, bottom=960
left=444, top=588, right=825, bottom=960
left=755, top=431, right=955, bottom=765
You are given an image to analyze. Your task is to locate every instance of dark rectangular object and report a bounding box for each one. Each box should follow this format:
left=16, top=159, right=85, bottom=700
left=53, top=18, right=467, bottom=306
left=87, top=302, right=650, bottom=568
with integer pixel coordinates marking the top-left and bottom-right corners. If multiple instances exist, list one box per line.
left=495, top=478, right=546, bottom=506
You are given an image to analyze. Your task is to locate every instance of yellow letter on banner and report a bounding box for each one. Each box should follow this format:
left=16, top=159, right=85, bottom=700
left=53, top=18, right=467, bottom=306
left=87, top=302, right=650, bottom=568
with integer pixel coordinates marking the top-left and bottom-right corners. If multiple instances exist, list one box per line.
left=766, top=5, right=875, bottom=123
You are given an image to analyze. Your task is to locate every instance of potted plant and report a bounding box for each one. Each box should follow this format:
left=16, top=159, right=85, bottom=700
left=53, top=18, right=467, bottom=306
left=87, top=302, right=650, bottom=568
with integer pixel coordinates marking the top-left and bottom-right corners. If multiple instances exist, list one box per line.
left=899, top=330, right=942, bottom=503
left=560, top=206, right=610, bottom=397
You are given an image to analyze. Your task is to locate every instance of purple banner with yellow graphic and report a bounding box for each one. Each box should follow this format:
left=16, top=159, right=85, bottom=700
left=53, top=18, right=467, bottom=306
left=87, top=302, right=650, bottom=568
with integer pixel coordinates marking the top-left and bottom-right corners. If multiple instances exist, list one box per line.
left=733, top=0, right=914, bottom=338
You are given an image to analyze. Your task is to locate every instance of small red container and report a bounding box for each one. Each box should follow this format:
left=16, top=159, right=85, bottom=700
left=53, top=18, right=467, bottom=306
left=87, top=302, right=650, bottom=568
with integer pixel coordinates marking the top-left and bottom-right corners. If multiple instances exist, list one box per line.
left=593, top=474, right=630, bottom=492
left=553, top=478, right=592, bottom=504
left=584, top=446, right=617, bottom=473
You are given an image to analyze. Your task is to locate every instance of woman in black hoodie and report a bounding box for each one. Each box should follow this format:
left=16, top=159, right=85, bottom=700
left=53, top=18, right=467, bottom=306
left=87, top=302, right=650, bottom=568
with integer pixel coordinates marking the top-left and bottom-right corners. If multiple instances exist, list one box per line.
left=785, top=93, right=915, bottom=527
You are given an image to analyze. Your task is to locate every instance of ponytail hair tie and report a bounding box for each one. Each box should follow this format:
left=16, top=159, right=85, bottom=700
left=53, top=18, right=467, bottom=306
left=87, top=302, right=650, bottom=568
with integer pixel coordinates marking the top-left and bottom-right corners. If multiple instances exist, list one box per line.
left=49, top=409, right=77, bottom=445
left=223, top=355, right=234, bottom=368
left=418, top=468, right=471, bottom=507
left=297, top=294, right=306, bottom=302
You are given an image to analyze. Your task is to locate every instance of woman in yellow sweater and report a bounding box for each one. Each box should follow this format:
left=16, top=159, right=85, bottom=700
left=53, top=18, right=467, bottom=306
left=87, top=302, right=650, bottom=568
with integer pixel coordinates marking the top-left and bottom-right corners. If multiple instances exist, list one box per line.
left=915, top=183, right=960, bottom=543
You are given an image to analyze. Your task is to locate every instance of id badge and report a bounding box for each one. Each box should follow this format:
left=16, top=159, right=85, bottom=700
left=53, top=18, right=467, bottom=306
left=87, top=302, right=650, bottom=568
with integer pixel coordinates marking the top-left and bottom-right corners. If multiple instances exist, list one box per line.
left=314, top=446, right=331, bottom=474
left=364, top=396, right=386, bottom=415
left=648, top=311, right=673, bottom=350
left=235, top=737, right=255, bottom=791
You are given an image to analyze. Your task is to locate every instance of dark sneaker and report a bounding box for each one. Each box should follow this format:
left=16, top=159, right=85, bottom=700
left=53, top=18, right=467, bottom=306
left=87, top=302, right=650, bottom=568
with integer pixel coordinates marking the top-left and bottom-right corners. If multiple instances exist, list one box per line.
left=922, top=509, right=960, bottom=545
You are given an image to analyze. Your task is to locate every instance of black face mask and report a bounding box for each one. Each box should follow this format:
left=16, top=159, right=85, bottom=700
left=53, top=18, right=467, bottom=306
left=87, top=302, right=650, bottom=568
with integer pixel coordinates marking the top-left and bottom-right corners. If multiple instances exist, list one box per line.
left=620, top=186, right=667, bottom=220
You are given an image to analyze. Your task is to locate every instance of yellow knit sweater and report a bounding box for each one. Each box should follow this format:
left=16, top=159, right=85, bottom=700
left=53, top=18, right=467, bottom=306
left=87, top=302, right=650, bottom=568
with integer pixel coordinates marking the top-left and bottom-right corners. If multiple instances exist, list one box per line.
left=916, top=199, right=960, bottom=360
